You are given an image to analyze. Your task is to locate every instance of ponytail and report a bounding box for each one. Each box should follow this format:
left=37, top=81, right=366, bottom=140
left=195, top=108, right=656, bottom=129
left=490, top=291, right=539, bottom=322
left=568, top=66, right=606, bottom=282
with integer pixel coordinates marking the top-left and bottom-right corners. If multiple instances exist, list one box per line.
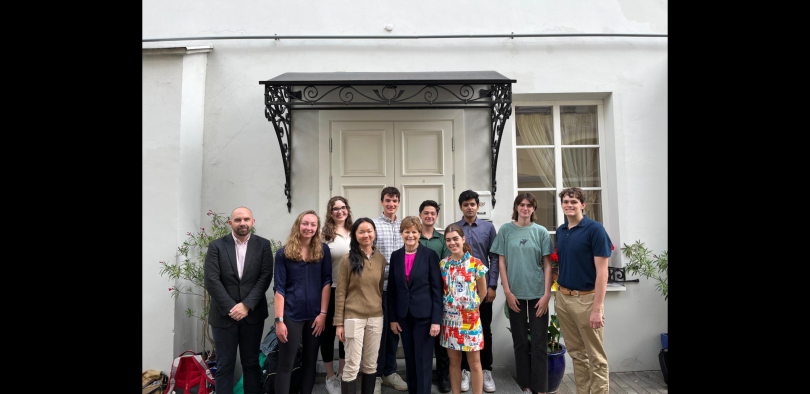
left=462, top=242, right=472, bottom=254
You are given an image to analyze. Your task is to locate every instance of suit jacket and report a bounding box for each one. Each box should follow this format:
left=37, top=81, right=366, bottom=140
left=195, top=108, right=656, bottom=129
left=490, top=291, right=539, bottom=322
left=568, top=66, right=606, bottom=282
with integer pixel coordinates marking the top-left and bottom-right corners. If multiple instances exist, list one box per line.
left=387, top=244, right=443, bottom=324
left=204, top=233, right=274, bottom=328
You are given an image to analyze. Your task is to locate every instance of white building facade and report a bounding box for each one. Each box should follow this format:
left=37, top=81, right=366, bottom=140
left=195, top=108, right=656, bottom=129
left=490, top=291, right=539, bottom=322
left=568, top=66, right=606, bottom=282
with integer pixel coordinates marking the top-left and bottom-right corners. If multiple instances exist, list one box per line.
left=143, top=0, right=667, bottom=377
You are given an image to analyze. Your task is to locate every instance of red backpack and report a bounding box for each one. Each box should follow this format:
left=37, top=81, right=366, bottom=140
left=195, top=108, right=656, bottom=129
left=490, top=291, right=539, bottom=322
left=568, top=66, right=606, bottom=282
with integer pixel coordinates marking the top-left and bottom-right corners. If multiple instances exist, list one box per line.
left=164, top=350, right=216, bottom=394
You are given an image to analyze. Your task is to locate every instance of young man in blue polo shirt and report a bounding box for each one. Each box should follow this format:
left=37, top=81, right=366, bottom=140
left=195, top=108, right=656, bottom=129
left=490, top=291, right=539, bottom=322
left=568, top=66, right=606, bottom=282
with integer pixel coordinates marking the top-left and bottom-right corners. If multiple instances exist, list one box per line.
left=555, top=187, right=612, bottom=394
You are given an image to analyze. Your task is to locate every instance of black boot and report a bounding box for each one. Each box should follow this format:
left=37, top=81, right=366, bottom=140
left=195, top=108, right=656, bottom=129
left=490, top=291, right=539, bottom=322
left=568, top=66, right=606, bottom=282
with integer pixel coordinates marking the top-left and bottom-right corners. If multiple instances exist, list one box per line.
left=361, top=372, right=376, bottom=394
left=342, top=376, right=358, bottom=394
left=438, top=374, right=451, bottom=393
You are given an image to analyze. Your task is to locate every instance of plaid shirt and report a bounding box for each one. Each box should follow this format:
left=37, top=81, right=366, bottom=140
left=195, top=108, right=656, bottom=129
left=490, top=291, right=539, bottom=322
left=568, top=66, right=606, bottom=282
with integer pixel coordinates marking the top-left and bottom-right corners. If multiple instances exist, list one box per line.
left=372, top=213, right=403, bottom=291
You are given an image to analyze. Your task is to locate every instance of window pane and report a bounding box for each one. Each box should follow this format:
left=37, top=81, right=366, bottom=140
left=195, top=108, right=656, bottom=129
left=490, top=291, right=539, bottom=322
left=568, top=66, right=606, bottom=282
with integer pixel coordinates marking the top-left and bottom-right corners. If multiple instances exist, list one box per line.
left=517, top=148, right=555, bottom=188
left=526, top=191, right=557, bottom=232
left=550, top=233, right=556, bottom=250
left=583, top=190, right=603, bottom=224
left=561, top=105, right=598, bottom=145
left=515, top=107, right=553, bottom=146
left=562, top=148, right=601, bottom=187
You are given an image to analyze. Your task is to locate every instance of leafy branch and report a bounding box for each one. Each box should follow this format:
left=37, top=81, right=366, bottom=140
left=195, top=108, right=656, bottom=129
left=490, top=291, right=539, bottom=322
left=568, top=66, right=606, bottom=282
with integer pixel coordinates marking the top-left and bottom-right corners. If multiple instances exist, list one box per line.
left=621, top=240, right=668, bottom=300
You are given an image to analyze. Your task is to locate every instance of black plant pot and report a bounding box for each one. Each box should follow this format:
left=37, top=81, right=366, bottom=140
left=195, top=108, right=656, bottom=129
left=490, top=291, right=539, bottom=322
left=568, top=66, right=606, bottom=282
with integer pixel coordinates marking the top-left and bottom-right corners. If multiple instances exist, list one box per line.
left=658, top=348, right=668, bottom=385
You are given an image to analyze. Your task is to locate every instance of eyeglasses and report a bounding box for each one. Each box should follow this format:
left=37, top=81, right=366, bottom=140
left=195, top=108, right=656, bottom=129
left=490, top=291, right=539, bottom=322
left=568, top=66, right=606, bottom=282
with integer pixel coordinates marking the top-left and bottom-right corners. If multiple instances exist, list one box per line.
left=331, top=206, right=348, bottom=212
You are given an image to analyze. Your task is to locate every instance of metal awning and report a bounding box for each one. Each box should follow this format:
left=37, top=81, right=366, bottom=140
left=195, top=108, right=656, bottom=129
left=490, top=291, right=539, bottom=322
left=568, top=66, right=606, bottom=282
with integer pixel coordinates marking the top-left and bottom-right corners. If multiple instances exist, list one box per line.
left=259, top=71, right=515, bottom=212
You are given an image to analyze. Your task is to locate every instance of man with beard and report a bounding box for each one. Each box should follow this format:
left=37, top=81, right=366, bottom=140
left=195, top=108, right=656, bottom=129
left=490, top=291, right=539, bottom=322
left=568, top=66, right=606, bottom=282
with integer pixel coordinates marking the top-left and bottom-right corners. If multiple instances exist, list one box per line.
left=204, top=207, right=275, bottom=394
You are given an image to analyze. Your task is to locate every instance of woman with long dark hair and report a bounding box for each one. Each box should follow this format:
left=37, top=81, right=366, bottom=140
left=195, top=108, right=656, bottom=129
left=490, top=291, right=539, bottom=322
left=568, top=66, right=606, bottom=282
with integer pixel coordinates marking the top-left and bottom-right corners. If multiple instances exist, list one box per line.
left=333, top=217, right=386, bottom=394
left=274, top=210, right=332, bottom=394
left=439, top=224, right=488, bottom=394
left=321, top=196, right=354, bottom=394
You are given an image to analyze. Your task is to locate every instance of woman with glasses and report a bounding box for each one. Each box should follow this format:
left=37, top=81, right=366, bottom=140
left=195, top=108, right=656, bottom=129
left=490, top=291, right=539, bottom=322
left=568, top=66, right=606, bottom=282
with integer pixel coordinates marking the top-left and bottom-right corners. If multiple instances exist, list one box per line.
left=320, top=196, right=353, bottom=394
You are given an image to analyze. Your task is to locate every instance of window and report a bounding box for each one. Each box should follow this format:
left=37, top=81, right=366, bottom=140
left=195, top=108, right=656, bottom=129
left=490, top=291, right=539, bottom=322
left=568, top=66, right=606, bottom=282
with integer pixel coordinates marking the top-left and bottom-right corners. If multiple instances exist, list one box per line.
left=513, top=101, right=608, bottom=247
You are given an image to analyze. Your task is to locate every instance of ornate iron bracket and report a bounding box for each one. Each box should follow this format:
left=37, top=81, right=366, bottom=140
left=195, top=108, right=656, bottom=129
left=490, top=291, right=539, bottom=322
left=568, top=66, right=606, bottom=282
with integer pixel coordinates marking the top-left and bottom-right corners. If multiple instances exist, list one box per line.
left=608, top=267, right=639, bottom=284
left=485, top=84, right=512, bottom=208
left=262, top=78, right=513, bottom=213
left=264, top=85, right=293, bottom=212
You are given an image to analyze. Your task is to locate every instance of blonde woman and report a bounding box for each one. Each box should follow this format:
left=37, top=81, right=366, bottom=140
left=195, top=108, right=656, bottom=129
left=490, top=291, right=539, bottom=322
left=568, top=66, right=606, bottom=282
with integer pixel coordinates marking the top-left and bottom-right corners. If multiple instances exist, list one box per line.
left=387, top=216, right=443, bottom=394
left=274, top=210, right=333, bottom=394
left=321, top=196, right=353, bottom=394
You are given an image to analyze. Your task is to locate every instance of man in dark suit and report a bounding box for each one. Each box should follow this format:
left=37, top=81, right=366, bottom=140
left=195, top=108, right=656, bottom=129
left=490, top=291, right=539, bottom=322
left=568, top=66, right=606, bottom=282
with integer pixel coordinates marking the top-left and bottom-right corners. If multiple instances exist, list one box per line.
left=204, top=206, right=275, bottom=394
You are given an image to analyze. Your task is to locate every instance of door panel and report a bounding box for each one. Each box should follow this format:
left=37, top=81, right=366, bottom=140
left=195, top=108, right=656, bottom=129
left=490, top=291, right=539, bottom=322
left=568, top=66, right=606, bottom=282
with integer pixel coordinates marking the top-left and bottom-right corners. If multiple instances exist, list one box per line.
left=330, top=118, right=453, bottom=227
left=395, top=121, right=454, bottom=229
left=331, top=121, right=395, bottom=220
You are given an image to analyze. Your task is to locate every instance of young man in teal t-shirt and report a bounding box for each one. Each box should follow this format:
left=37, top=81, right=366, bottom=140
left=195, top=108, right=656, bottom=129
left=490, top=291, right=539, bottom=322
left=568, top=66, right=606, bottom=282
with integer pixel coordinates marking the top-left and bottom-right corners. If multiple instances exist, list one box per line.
left=490, top=193, right=553, bottom=394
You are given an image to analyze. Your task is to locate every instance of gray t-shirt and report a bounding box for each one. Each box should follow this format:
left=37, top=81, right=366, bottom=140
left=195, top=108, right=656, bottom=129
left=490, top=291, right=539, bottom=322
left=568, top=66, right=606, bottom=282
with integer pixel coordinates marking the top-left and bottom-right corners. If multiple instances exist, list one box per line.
left=490, top=222, right=553, bottom=300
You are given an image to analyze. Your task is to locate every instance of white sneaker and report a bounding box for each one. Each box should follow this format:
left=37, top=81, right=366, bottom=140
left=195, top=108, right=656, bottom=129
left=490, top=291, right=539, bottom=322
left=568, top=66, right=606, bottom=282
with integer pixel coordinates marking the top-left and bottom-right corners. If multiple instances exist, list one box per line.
left=523, top=389, right=532, bottom=394
left=382, top=373, right=408, bottom=391
left=460, top=369, right=470, bottom=392
left=375, top=377, right=382, bottom=394
left=325, top=375, right=341, bottom=394
left=482, top=370, right=496, bottom=392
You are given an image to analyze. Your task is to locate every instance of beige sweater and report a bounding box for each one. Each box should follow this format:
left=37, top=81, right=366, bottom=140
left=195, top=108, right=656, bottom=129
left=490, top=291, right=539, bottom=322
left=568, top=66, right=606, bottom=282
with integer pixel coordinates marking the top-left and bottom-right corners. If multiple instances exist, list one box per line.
left=333, top=247, right=386, bottom=325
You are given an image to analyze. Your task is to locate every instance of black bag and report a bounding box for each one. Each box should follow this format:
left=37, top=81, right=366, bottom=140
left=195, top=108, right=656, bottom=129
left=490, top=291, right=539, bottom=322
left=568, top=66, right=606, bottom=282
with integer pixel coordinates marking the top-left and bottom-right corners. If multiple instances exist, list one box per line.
left=658, top=348, right=668, bottom=385
left=261, top=326, right=304, bottom=394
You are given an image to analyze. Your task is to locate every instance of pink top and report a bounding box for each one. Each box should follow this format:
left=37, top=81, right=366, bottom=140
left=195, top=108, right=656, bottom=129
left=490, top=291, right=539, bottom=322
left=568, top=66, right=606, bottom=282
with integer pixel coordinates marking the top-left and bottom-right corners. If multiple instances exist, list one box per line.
left=405, top=252, right=416, bottom=283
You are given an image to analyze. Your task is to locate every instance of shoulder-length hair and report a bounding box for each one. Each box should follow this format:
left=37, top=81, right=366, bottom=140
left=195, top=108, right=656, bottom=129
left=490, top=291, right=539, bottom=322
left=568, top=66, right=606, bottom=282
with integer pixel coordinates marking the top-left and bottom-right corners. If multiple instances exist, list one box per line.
left=443, top=224, right=472, bottom=254
left=511, top=192, right=538, bottom=222
left=284, top=210, right=324, bottom=263
left=322, top=196, right=353, bottom=243
left=348, top=217, right=376, bottom=275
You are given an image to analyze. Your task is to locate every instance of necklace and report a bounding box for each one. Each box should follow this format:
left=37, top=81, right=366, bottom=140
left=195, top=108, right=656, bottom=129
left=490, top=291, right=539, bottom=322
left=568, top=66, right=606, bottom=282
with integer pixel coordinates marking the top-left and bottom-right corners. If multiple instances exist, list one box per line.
left=405, top=247, right=417, bottom=254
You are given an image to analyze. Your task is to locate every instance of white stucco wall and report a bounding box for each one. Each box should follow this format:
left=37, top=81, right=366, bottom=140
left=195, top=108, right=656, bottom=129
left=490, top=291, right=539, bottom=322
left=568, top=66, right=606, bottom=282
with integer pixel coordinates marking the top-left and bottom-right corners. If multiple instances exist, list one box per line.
left=143, top=0, right=667, bottom=377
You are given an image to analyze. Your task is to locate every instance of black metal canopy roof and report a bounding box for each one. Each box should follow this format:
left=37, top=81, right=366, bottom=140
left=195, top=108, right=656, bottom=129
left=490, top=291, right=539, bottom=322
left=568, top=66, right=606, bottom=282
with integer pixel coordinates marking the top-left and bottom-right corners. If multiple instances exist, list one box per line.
left=260, top=71, right=516, bottom=86
left=260, top=70, right=514, bottom=213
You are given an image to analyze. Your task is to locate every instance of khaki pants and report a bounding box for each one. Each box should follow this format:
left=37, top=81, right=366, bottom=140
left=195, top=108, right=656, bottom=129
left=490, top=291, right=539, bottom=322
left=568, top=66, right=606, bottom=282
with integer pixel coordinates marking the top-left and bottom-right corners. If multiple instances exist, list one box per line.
left=342, top=316, right=384, bottom=381
left=555, top=292, right=609, bottom=394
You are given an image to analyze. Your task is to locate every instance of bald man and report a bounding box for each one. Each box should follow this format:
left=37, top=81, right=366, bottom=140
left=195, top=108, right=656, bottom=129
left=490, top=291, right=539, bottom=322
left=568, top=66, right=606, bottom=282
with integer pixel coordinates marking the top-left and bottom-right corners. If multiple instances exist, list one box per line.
left=204, top=207, right=275, bottom=394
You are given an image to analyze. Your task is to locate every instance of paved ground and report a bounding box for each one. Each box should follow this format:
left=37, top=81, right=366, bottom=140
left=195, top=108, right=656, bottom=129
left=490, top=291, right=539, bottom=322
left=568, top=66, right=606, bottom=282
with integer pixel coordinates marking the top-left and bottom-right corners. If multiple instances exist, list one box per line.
left=309, top=359, right=668, bottom=394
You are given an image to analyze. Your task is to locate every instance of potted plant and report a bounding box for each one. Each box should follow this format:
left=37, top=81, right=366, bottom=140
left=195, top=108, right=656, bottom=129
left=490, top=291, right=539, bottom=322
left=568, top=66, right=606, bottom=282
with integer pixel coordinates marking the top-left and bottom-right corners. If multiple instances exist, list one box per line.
left=549, top=248, right=559, bottom=286
left=621, top=240, right=668, bottom=384
left=159, top=210, right=282, bottom=363
left=504, top=305, right=567, bottom=393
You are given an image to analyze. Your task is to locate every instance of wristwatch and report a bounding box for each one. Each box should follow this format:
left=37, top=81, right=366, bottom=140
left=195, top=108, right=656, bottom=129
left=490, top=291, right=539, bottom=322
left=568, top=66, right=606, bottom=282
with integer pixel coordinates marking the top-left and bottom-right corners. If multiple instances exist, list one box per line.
left=274, top=316, right=283, bottom=323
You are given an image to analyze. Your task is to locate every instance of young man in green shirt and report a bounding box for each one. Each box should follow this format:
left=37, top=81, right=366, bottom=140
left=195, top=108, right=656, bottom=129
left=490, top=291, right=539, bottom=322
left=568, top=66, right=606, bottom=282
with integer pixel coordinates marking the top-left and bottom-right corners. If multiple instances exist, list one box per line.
left=417, top=199, right=452, bottom=393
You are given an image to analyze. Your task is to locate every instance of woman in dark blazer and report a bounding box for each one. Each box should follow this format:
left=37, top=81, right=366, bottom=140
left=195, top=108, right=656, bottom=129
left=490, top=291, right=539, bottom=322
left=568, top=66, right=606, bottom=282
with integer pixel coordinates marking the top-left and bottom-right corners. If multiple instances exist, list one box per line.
left=387, top=216, right=444, bottom=394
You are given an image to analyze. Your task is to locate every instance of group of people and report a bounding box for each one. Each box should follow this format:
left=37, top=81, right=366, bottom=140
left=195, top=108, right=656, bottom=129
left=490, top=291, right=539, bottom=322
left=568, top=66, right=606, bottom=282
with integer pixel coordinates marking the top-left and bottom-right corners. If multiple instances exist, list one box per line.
left=203, top=187, right=613, bottom=394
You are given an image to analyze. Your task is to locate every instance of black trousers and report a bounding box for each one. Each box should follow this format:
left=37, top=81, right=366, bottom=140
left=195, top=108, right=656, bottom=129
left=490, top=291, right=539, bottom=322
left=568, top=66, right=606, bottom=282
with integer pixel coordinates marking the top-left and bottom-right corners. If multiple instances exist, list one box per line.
left=275, top=318, right=323, bottom=394
left=211, top=319, right=265, bottom=394
left=321, top=287, right=346, bottom=364
left=376, top=290, right=400, bottom=377
left=460, top=298, right=493, bottom=371
left=399, top=312, right=435, bottom=394
left=508, top=298, right=549, bottom=393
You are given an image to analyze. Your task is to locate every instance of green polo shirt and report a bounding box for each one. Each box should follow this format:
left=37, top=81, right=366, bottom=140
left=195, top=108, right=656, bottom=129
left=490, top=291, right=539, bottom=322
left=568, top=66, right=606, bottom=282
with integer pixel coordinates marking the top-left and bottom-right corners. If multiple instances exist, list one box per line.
left=419, top=228, right=451, bottom=261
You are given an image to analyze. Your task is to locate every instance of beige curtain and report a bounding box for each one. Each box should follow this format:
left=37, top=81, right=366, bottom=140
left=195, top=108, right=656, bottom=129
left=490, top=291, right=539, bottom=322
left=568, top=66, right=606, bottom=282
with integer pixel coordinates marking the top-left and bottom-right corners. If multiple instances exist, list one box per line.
left=561, top=111, right=600, bottom=188
left=515, top=113, right=554, bottom=188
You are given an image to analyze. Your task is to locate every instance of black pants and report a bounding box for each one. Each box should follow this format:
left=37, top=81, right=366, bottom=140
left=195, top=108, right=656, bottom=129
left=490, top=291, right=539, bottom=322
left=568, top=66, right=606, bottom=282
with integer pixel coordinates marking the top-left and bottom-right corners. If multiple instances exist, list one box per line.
left=399, top=312, right=435, bottom=394
left=211, top=319, right=264, bottom=394
left=321, top=287, right=346, bottom=364
left=376, top=290, right=400, bottom=377
left=276, top=318, right=323, bottom=394
left=508, top=298, right=548, bottom=393
left=460, top=298, right=493, bottom=372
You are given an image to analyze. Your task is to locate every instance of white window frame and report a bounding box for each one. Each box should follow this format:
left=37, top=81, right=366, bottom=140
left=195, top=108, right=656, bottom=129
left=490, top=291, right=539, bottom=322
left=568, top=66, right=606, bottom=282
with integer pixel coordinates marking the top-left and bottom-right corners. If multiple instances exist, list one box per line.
left=510, top=100, right=609, bottom=239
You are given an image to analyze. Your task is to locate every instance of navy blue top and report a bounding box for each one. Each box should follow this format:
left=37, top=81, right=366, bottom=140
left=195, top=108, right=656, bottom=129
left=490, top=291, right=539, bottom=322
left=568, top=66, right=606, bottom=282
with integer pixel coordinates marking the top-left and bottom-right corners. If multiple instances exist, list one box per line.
left=556, top=215, right=612, bottom=291
left=273, top=243, right=332, bottom=322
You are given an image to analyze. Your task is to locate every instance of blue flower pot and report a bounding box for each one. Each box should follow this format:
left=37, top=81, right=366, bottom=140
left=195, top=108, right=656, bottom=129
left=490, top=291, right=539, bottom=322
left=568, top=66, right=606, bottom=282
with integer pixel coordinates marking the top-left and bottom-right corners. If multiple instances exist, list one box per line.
left=548, top=344, right=567, bottom=393
left=660, top=333, right=668, bottom=349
